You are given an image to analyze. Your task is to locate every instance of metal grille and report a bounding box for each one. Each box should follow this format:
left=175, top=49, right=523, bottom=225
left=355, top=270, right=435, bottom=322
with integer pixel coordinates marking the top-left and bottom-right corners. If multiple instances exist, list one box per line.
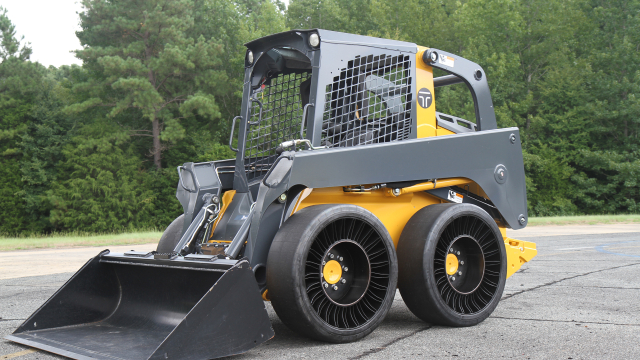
left=322, top=54, right=412, bottom=148
left=245, top=72, right=310, bottom=181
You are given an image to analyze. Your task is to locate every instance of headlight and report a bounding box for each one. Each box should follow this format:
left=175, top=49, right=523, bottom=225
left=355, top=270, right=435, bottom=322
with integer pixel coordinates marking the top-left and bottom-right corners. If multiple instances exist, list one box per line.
left=246, top=50, right=254, bottom=65
left=308, top=33, right=320, bottom=48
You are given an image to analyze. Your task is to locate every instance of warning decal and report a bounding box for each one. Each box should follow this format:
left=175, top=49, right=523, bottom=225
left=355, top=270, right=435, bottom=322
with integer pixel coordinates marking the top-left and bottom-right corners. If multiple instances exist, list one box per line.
left=438, top=54, right=455, bottom=67
left=447, top=190, right=463, bottom=204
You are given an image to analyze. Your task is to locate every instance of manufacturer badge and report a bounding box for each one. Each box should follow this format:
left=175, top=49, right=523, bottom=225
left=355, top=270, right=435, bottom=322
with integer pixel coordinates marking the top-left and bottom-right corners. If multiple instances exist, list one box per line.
left=418, top=88, right=432, bottom=109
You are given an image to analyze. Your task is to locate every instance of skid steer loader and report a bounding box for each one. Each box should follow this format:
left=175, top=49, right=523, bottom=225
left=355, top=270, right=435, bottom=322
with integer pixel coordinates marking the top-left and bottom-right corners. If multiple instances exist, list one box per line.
left=7, top=30, right=537, bottom=359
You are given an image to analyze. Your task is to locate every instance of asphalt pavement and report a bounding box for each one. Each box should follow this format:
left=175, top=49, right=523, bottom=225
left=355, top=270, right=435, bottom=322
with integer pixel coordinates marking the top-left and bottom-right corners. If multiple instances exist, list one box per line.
left=1, top=225, right=639, bottom=359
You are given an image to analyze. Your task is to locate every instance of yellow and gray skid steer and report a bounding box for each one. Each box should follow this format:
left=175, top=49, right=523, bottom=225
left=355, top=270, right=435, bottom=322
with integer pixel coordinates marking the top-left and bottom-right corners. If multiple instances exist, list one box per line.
left=7, top=30, right=537, bottom=359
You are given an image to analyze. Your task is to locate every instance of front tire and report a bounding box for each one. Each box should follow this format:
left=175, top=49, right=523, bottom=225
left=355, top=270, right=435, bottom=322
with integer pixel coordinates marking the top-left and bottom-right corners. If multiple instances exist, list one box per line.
left=156, top=214, right=184, bottom=253
left=397, top=203, right=506, bottom=327
left=267, top=204, right=398, bottom=343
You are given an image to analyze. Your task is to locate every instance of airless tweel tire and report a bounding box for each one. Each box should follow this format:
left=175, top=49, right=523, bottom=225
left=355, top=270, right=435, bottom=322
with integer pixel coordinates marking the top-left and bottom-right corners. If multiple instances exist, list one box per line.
left=267, top=204, right=398, bottom=343
left=397, top=203, right=507, bottom=327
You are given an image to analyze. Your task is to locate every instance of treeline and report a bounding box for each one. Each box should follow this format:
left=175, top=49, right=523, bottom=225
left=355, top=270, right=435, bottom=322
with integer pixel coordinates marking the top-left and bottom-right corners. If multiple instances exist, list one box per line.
left=0, top=0, right=638, bottom=235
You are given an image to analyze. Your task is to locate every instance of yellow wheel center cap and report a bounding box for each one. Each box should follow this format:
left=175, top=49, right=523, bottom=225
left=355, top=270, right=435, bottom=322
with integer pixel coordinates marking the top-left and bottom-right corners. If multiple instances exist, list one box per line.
left=446, top=253, right=459, bottom=275
left=323, top=260, right=342, bottom=284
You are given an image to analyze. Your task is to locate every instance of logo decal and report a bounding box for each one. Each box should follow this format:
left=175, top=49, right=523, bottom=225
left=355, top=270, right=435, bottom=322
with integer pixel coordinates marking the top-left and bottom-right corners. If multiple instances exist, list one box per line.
left=418, top=88, right=432, bottom=109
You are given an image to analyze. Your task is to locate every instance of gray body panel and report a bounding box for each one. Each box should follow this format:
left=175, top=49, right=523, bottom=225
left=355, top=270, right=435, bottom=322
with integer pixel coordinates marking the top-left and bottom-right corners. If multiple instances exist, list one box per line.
left=242, top=128, right=527, bottom=278
left=285, top=127, right=526, bottom=231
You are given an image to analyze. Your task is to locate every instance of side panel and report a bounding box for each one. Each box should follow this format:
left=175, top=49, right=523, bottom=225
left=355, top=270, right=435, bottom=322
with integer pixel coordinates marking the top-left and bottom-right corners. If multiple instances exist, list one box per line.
left=288, top=127, right=528, bottom=229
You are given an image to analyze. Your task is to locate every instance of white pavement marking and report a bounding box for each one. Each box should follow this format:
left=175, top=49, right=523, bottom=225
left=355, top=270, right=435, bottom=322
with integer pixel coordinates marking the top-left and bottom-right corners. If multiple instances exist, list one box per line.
left=508, top=223, right=640, bottom=238
left=0, top=243, right=157, bottom=280
left=556, top=246, right=596, bottom=251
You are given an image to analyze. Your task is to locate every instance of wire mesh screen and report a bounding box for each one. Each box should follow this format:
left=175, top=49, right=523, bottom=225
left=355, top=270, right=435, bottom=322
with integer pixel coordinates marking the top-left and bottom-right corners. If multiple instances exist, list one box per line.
left=245, top=72, right=310, bottom=182
left=322, top=54, right=413, bottom=148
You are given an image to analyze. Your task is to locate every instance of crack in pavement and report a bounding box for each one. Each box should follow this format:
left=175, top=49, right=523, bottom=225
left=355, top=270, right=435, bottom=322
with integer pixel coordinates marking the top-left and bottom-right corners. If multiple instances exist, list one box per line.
left=491, top=316, right=640, bottom=327
left=348, top=325, right=432, bottom=359
left=501, top=262, right=640, bottom=301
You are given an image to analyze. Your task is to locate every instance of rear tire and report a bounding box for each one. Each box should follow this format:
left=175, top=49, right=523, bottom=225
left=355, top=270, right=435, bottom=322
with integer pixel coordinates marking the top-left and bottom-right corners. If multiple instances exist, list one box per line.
left=267, top=204, right=398, bottom=343
left=156, top=214, right=185, bottom=253
left=397, top=203, right=506, bottom=327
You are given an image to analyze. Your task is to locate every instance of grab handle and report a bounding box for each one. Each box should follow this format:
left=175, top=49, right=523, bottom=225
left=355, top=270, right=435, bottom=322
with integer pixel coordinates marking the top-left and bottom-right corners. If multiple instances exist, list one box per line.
left=177, top=166, right=197, bottom=193
left=300, top=103, right=314, bottom=138
left=229, top=116, right=241, bottom=152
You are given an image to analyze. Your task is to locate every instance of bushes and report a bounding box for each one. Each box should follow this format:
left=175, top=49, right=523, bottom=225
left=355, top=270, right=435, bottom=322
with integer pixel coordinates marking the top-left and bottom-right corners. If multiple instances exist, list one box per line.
left=48, top=122, right=156, bottom=232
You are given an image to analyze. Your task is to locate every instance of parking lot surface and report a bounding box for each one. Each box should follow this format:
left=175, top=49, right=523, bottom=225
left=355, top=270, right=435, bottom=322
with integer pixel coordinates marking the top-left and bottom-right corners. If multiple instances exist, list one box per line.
left=1, top=225, right=639, bottom=359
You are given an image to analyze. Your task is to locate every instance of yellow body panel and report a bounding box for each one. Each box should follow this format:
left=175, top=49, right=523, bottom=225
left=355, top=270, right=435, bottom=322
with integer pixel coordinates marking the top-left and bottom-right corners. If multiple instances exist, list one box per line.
left=498, top=226, right=537, bottom=278
left=294, top=186, right=442, bottom=246
left=504, top=237, right=537, bottom=278
left=436, top=127, right=456, bottom=136
left=208, top=190, right=236, bottom=241
left=416, top=46, right=436, bottom=138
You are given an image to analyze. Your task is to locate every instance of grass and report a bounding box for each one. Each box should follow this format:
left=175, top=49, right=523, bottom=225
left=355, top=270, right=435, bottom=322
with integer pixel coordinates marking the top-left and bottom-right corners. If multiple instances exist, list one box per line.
left=1, top=215, right=638, bottom=251
left=0, top=231, right=163, bottom=252
left=527, top=214, right=640, bottom=226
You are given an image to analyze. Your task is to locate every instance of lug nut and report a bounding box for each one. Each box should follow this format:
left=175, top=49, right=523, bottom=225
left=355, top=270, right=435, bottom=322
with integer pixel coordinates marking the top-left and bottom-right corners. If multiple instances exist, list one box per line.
left=329, top=253, right=334, bottom=259
left=451, top=276, right=456, bottom=281
left=457, top=251, right=461, bottom=256
left=341, top=278, right=346, bottom=284
left=458, top=271, right=462, bottom=276
left=322, top=261, right=326, bottom=265
left=344, top=267, right=349, bottom=272
left=339, top=256, right=343, bottom=261
left=323, top=282, right=328, bottom=288
left=333, top=285, right=338, bottom=290
left=460, top=260, right=464, bottom=265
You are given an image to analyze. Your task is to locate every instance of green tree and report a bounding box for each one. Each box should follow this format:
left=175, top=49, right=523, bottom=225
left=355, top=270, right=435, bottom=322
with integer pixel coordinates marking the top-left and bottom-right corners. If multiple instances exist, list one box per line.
left=48, top=121, right=157, bottom=232
left=19, top=67, right=78, bottom=232
left=0, top=7, right=45, bottom=234
left=581, top=0, right=640, bottom=148
left=0, top=6, right=31, bottom=61
left=70, top=0, right=227, bottom=169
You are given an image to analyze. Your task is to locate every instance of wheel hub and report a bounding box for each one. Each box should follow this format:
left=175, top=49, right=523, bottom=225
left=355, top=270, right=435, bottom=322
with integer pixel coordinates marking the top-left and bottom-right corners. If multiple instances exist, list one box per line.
left=445, top=253, right=459, bottom=275
left=320, top=240, right=371, bottom=306
left=323, top=260, right=342, bottom=284
left=446, top=236, right=485, bottom=294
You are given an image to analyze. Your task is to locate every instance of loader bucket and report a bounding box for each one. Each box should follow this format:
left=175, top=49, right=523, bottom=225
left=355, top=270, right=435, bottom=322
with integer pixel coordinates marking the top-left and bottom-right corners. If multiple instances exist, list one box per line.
left=5, top=250, right=274, bottom=360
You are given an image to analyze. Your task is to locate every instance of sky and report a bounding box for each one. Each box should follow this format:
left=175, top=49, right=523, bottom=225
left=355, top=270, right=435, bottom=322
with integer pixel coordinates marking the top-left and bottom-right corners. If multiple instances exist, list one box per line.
left=2, top=0, right=84, bottom=67
left=1, top=0, right=291, bottom=68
